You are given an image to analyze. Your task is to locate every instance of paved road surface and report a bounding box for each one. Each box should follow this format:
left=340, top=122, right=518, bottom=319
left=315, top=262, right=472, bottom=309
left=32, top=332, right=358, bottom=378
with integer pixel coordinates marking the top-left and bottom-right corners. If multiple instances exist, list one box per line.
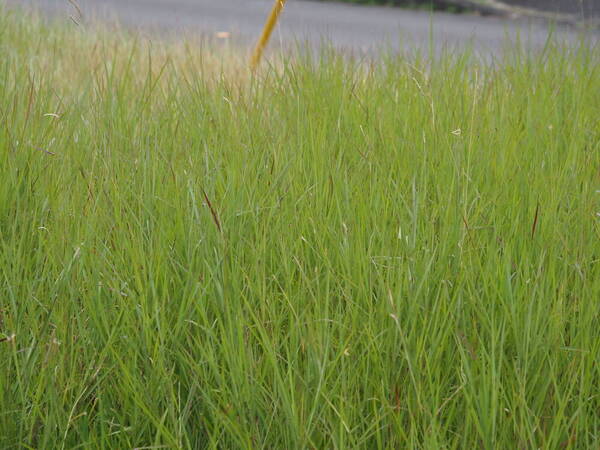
left=6, top=0, right=597, bottom=55
left=503, top=0, right=600, bottom=19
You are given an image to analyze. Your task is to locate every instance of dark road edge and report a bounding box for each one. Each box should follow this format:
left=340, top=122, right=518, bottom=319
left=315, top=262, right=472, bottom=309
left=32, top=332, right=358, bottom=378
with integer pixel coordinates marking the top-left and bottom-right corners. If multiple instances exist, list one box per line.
left=316, top=0, right=600, bottom=27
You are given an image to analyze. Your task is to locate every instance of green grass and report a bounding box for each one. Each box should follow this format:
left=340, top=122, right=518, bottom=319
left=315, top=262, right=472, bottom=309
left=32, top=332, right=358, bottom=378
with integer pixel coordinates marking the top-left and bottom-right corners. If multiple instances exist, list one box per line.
left=1, top=6, right=599, bottom=449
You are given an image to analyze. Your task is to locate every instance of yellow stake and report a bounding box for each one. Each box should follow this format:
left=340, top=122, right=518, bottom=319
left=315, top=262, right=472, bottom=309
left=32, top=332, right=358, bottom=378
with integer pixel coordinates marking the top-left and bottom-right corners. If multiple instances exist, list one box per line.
left=250, top=0, right=287, bottom=70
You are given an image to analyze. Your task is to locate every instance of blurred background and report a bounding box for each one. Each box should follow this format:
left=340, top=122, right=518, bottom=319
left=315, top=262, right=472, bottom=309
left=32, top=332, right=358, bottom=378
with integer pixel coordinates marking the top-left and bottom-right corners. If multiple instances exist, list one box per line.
left=5, top=0, right=600, bottom=54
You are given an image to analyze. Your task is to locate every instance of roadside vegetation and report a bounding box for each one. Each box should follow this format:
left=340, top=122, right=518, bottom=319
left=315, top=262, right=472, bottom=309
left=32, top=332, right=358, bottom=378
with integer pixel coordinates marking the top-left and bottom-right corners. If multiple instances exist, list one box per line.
left=1, top=6, right=599, bottom=449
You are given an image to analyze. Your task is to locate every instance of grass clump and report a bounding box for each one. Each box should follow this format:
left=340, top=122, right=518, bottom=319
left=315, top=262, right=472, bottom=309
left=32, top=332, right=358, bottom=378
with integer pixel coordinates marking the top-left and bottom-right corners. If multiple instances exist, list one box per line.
left=1, top=6, right=599, bottom=449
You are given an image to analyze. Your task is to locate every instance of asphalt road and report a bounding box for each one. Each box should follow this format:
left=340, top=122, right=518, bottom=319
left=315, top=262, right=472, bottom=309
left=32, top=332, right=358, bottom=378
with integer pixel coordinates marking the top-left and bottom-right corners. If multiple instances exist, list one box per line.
left=503, top=0, right=600, bottom=18
left=6, top=0, right=597, bottom=55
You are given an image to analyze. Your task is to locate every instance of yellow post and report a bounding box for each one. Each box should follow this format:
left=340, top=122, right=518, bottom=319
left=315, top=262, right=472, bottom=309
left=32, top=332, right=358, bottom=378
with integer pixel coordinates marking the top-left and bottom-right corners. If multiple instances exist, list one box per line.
left=250, top=0, right=287, bottom=70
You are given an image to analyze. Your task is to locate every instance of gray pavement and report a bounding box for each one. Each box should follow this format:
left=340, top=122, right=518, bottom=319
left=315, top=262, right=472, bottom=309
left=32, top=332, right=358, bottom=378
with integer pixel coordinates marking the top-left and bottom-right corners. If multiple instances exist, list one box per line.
left=502, top=0, right=600, bottom=19
left=5, top=0, right=598, bottom=55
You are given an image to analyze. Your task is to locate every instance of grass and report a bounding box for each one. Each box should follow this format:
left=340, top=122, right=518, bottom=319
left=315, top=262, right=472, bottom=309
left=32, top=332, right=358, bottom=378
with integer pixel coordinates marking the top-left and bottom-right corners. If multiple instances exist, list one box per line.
left=1, top=5, right=599, bottom=449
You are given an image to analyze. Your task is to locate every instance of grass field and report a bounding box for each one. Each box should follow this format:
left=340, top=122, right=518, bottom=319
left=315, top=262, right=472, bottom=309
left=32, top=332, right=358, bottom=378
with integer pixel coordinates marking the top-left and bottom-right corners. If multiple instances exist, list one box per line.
left=1, top=6, right=599, bottom=449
